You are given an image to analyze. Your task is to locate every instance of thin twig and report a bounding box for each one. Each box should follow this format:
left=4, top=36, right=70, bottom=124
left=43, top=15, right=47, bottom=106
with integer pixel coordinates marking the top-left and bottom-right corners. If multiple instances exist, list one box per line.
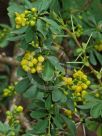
left=0, top=55, right=20, bottom=66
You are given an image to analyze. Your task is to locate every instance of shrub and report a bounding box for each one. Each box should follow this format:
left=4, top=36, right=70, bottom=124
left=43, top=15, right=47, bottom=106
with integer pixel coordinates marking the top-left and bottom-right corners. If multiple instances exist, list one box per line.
left=0, top=0, right=102, bottom=136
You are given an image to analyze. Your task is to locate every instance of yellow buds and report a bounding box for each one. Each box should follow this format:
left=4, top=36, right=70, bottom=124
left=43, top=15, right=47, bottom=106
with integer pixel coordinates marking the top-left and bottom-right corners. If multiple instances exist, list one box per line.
left=6, top=105, right=23, bottom=127
left=64, top=109, right=73, bottom=118
left=31, top=68, right=36, bottom=73
left=38, top=55, right=45, bottom=62
left=63, top=91, right=68, bottom=96
left=0, top=26, right=10, bottom=41
left=62, top=77, right=73, bottom=85
left=15, top=8, right=37, bottom=29
left=63, top=70, right=91, bottom=103
left=36, top=64, right=43, bottom=73
left=21, top=51, right=44, bottom=74
left=3, top=85, right=16, bottom=97
left=31, top=8, right=37, bottom=12
left=82, top=90, right=87, bottom=97
left=95, top=93, right=100, bottom=98
left=30, top=20, right=36, bottom=26
left=32, top=58, right=38, bottom=64
left=16, top=106, right=23, bottom=112
left=66, top=78, right=73, bottom=85
left=81, top=83, right=88, bottom=89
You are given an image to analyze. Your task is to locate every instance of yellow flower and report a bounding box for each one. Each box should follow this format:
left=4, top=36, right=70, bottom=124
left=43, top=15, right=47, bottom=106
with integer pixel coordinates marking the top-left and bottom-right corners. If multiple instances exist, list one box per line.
left=3, top=85, right=15, bottom=97
left=15, top=17, right=22, bottom=24
left=82, top=75, right=87, bottom=80
left=76, top=92, right=81, bottom=96
left=38, top=55, right=45, bottom=62
left=31, top=8, right=37, bottom=12
left=24, top=10, right=30, bottom=14
left=15, top=8, right=37, bottom=29
left=64, top=109, right=72, bottom=118
left=8, top=85, right=14, bottom=90
left=81, top=83, right=88, bottom=89
left=3, top=91, right=9, bottom=97
left=16, top=25, right=20, bottom=29
left=28, top=62, right=33, bottom=67
left=32, top=58, right=38, bottom=64
left=22, top=65, right=29, bottom=72
left=76, top=86, right=82, bottom=92
left=30, top=20, right=36, bottom=26
left=36, top=64, right=43, bottom=73
left=73, top=70, right=84, bottom=79
left=82, top=90, right=87, bottom=97
left=77, top=97, right=82, bottom=101
left=16, top=106, right=23, bottom=112
left=95, top=93, right=100, bottom=97
left=72, top=85, right=77, bottom=90
left=24, top=52, right=31, bottom=58
left=63, top=91, right=68, bottom=96
left=21, top=59, right=28, bottom=65
left=62, top=77, right=68, bottom=82
left=66, top=77, right=73, bottom=85
left=86, top=80, right=91, bottom=85
left=31, top=68, right=36, bottom=73
left=21, top=51, right=44, bottom=74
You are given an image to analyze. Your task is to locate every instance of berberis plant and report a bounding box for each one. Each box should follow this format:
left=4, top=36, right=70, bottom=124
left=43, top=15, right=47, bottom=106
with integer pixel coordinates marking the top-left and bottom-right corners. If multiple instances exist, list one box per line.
left=0, top=0, right=102, bottom=136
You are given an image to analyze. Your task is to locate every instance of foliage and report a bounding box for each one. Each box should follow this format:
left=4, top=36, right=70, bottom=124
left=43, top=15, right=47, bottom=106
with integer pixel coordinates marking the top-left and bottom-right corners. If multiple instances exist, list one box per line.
left=0, top=0, right=102, bottom=136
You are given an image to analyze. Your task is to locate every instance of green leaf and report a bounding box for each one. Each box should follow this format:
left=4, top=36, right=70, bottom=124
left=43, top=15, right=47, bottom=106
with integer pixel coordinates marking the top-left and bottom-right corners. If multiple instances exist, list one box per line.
left=45, top=95, right=52, bottom=110
left=89, top=51, right=97, bottom=65
left=0, top=39, right=9, bottom=48
left=0, top=121, right=10, bottom=134
left=25, top=28, right=34, bottom=43
left=94, top=50, right=102, bottom=65
left=62, top=115, right=76, bottom=136
left=78, top=102, right=97, bottom=109
left=48, top=56, right=65, bottom=74
left=36, top=19, right=48, bottom=38
left=7, top=34, right=25, bottom=41
left=17, top=67, right=27, bottom=77
left=53, top=115, right=62, bottom=129
left=50, top=0, right=60, bottom=13
left=23, top=84, right=37, bottom=98
left=32, top=0, right=52, bottom=12
left=40, top=17, right=61, bottom=34
left=97, top=125, right=102, bottom=136
left=60, top=93, right=67, bottom=103
left=7, top=2, right=24, bottom=27
left=52, top=89, right=62, bottom=102
left=23, top=0, right=32, bottom=8
left=30, top=110, right=47, bottom=119
left=33, top=119, right=48, bottom=134
left=66, top=98, right=74, bottom=111
left=90, top=103, right=102, bottom=118
left=15, top=78, right=30, bottom=93
left=42, top=60, right=54, bottom=81
left=86, top=120, right=98, bottom=131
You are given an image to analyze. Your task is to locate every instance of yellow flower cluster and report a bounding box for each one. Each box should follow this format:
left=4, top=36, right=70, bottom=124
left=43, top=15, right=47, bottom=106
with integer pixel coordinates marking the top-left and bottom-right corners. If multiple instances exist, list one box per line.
left=15, top=8, right=37, bottom=29
left=64, top=108, right=77, bottom=118
left=0, top=27, right=9, bottom=42
left=75, top=25, right=83, bottom=38
left=21, top=51, right=44, bottom=74
left=3, top=85, right=16, bottom=97
left=30, top=40, right=39, bottom=48
left=63, top=70, right=91, bottom=102
left=64, top=109, right=73, bottom=118
left=6, top=105, right=23, bottom=125
left=95, top=43, right=102, bottom=52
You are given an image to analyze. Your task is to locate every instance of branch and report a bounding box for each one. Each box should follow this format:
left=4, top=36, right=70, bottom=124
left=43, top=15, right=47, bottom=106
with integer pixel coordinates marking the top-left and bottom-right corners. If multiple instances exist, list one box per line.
left=62, top=27, right=81, bottom=48
left=19, top=113, right=31, bottom=130
left=0, top=55, right=20, bottom=66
